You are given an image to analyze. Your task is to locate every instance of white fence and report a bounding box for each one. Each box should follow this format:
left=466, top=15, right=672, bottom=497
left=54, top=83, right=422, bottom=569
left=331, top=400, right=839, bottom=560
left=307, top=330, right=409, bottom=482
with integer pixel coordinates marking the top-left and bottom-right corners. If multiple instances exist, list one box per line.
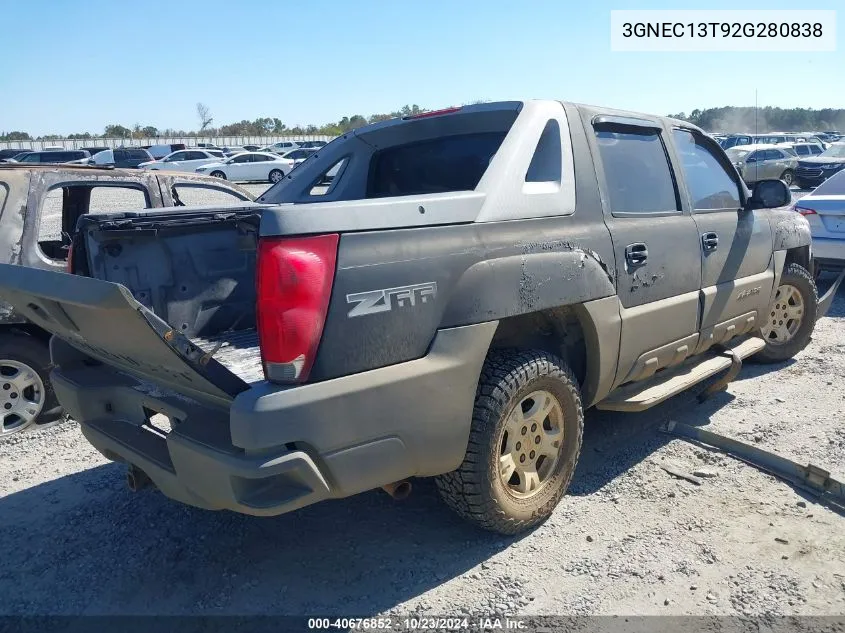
left=0, top=135, right=335, bottom=151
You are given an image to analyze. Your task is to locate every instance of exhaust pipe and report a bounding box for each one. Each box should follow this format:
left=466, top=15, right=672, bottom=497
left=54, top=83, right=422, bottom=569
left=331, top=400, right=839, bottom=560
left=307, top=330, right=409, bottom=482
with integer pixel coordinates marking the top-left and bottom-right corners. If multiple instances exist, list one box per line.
left=381, top=480, right=412, bottom=501
left=126, top=465, right=152, bottom=492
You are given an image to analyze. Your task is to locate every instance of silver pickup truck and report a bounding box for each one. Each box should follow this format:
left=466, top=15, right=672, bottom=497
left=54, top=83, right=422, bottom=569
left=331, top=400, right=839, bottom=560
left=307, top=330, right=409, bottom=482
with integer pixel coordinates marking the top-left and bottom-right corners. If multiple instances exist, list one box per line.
left=0, top=101, right=841, bottom=534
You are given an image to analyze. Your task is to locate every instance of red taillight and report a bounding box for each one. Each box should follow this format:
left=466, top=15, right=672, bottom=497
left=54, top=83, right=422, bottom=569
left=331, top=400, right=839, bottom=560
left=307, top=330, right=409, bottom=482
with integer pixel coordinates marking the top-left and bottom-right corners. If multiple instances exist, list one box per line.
left=256, top=233, right=339, bottom=383
left=403, top=106, right=462, bottom=120
left=795, top=206, right=817, bottom=216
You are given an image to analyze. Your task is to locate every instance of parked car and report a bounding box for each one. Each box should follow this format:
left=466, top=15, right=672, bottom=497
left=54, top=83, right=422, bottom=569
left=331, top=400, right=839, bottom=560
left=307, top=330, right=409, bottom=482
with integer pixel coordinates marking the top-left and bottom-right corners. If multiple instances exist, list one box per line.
left=1, top=100, right=839, bottom=534
left=142, top=143, right=187, bottom=159
left=0, top=148, right=31, bottom=161
left=243, top=145, right=261, bottom=152
left=778, top=142, right=824, bottom=160
left=263, top=140, right=300, bottom=154
left=15, top=150, right=91, bottom=164
left=79, top=146, right=110, bottom=157
left=0, top=164, right=257, bottom=435
left=85, top=148, right=154, bottom=169
left=42, top=146, right=65, bottom=152
left=793, top=170, right=845, bottom=274
left=195, top=143, right=220, bottom=149
left=194, top=151, right=295, bottom=183
left=0, top=152, right=33, bottom=164
left=298, top=140, right=328, bottom=149
left=279, top=147, right=318, bottom=165
left=719, top=134, right=753, bottom=149
left=138, top=149, right=226, bottom=173
left=219, top=146, right=246, bottom=157
left=726, top=144, right=797, bottom=186
left=794, top=143, right=845, bottom=190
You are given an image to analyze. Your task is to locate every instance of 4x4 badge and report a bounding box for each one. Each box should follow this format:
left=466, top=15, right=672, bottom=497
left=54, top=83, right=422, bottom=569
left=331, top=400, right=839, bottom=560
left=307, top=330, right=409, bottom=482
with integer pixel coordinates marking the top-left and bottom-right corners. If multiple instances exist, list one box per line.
left=346, top=282, right=437, bottom=318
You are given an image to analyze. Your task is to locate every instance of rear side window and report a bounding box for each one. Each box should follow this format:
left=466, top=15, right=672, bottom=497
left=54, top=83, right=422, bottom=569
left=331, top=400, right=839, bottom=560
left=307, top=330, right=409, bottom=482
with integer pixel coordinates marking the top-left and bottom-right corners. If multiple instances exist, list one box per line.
left=367, top=132, right=506, bottom=198
left=128, top=149, right=149, bottom=159
left=810, top=145, right=823, bottom=155
left=525, top=119, right=562, bottom=183
left=795, top=145, right=809, bottom=156
left=594, top=127, right=679, bottom=214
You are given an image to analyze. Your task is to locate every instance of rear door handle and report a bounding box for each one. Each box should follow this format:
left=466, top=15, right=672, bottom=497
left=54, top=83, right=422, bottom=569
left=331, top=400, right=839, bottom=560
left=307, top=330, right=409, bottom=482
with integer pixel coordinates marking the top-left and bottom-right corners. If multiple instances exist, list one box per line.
left=625, top=242, right=648, bottom=267
left=702, top=232, right=719, bottom=252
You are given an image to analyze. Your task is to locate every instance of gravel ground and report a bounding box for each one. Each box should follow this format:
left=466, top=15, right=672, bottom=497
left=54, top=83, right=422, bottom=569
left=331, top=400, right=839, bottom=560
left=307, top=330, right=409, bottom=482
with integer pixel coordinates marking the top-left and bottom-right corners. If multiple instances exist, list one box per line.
left=3, top=184, right=843, bottom=619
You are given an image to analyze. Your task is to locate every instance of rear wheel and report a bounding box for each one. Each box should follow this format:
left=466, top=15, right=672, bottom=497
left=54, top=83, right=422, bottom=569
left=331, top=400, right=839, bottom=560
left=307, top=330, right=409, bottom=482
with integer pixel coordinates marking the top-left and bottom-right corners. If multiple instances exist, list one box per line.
left=269, top=169, right=284, bottom=184
left=435, top=350, right=584, bottom=535
left=753, top=263, right=817, bottom=363
left=0, top=333, right=62, bottom=435
left=210, top=170, right=226, bottom=179
left=780, top=170, right=794, bottom=187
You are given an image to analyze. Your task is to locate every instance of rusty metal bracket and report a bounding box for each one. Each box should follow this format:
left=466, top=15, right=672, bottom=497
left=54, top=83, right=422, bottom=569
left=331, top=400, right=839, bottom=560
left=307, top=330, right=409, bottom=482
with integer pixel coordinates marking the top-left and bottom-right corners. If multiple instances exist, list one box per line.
left=661, top=421, right=845, bottom=510
left=697, top=345, right=742, bottom=403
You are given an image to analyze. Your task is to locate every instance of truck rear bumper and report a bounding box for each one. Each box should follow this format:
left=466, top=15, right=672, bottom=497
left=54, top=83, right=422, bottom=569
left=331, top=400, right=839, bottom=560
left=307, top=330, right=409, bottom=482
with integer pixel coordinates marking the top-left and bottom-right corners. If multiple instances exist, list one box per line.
left=50, top=321, right=497, bottom=516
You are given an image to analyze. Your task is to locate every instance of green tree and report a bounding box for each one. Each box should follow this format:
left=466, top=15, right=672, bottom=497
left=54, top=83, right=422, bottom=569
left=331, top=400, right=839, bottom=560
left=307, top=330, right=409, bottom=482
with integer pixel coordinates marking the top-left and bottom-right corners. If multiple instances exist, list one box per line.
left=141, top=126, right=159, bottom=137
left=104, top=124, right=132, bottom=138
left=0, top=131, right=32, bottom=141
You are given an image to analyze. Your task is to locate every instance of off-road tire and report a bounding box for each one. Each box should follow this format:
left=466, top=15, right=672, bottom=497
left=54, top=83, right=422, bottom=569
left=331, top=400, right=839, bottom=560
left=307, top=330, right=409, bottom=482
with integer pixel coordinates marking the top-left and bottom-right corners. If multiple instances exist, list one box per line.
left=752, top=263, right=818, bottom=363
left=0, top=332, right=63, bottom=433
left=210, top=171, right=226, bottom=179
left=435, top=350, right=584, bottom=535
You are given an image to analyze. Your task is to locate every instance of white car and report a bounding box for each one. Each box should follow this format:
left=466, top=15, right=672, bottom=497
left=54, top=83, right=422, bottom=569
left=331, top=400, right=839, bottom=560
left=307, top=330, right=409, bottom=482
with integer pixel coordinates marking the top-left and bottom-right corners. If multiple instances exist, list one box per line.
left=262, top=140, right=300, bottom=155
left=138, top=149, right=226, bottom=173
left=194, top=152, right=295, bottom=183
left=793, top=169, right=845, bottom=274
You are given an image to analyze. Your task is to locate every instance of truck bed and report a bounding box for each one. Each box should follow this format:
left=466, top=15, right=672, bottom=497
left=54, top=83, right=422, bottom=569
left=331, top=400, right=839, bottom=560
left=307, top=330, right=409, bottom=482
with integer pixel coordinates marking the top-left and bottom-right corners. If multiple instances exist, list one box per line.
left=192, top=329, right=263, bottom=385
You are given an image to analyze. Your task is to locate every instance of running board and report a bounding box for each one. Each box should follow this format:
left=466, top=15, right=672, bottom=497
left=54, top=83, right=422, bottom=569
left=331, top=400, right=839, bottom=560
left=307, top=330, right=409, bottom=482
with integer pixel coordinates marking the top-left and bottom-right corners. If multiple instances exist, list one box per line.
left=596, top=336, right=766, bottom=412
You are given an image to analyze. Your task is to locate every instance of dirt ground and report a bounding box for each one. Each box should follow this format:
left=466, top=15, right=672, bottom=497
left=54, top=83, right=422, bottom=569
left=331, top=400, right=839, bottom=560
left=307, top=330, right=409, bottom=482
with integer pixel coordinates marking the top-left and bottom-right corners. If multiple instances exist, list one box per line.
left=0, top=281, right=843, bottom=619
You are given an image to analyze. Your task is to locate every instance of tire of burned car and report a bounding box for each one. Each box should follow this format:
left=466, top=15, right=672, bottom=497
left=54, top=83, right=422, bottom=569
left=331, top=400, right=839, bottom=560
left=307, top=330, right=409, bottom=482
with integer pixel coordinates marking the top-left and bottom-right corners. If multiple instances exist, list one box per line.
left=751, top=263, right=818, bottom=364
left=435, top=350, right=584, bottom=535
left=0, top=332, right=63, bottom=435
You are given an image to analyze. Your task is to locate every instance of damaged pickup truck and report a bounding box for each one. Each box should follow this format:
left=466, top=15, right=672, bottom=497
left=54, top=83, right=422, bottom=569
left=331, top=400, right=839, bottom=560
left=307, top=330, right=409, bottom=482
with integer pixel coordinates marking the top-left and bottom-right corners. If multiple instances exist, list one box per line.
left=0, top=165, right=255, bottom=434
left=0, top=101, right=841, bottom=534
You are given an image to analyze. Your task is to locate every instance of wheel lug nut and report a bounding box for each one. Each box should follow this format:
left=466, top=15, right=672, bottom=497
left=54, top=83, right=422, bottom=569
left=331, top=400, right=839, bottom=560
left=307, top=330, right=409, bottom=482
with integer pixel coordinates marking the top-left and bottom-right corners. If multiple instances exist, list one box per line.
left=516, top=442, right=521, bottom=450
left=3, top=403, right=11, bottom=410
left=9, top=393, right=17, bottom=399
left=2, top=384, right=9, bottom=390
left=529, top=450, right=536, bottom=459
left=521, top=427, right=527, bottom=435
left=519, top=455, right=526, bottom=463
left=531, top=423, right=537, bottom=432
left=535, top=436, right=541, bottom=444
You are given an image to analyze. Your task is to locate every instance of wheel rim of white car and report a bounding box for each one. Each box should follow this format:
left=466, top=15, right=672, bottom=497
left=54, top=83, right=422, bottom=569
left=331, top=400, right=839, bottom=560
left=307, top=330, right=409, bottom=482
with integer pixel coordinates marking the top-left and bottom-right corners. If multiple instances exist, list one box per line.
left=498, top=390, right=564, bottom=498
left=760, top=283, right=804, bottom=345
left=0, top=359, right=45, bottom=434
left=270, top=170, right=283, bottom=183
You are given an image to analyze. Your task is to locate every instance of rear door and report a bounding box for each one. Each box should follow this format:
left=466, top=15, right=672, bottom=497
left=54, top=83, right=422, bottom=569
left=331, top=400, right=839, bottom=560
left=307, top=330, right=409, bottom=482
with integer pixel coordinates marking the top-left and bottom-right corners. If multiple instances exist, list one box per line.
left=589, top=116, right=702, bottom=387
left=670, top=128, right=774, bottom=353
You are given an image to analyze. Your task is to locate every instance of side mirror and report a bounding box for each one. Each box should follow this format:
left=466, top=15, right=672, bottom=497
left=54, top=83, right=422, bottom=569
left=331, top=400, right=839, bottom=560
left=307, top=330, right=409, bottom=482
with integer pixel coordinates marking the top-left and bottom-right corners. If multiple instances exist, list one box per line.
left=746, top=156, right=757, bottom=163
left=747, top=179, right=791, bottom=210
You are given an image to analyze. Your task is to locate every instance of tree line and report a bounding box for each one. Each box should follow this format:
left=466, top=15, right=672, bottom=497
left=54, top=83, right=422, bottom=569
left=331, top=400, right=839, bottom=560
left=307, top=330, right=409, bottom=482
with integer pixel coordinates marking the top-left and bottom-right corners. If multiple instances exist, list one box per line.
left=667, top=106, right=845, bottom=133
left=0, top=103, right=429, bottom=141
left=7, top=104, right=843, bottom=142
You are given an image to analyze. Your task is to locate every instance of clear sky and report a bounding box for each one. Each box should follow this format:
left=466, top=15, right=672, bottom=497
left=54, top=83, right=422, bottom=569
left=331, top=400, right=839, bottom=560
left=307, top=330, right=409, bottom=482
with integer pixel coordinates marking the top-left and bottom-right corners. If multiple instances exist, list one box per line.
left=0, top=0, right=842, bottom=135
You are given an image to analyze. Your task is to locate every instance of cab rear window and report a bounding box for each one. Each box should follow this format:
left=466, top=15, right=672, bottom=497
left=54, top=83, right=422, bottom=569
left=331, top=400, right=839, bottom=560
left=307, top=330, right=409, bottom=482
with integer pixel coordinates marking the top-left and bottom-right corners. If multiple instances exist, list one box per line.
left=366, top=132, right=506, bottom=198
